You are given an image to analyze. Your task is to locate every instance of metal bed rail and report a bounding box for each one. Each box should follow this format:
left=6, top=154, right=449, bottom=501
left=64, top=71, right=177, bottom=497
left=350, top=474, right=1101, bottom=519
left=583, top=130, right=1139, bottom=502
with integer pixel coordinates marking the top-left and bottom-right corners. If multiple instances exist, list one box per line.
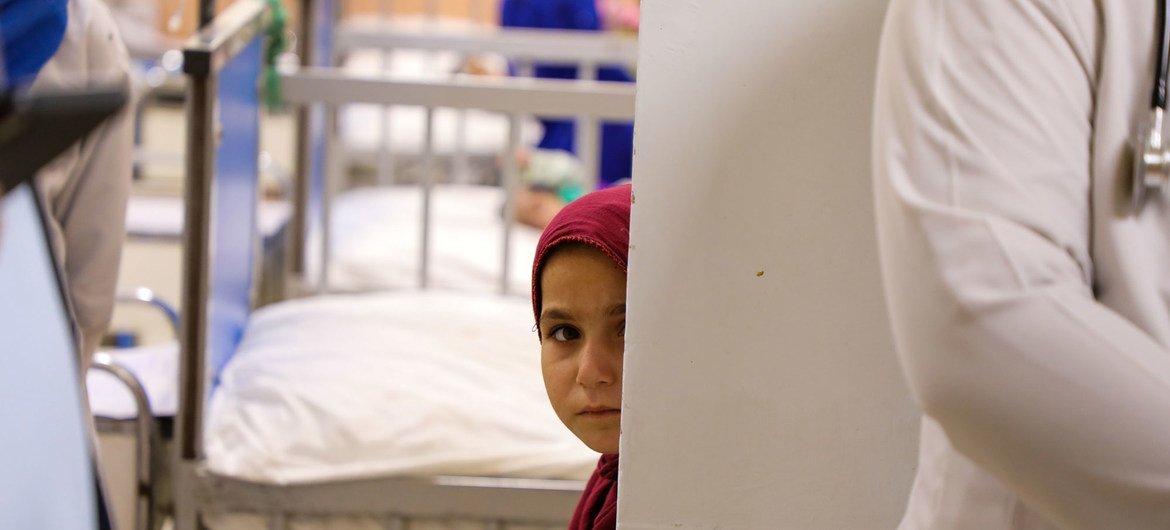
left=336, top=22, right=640, bottom=69
left=190, top=468, right=585, bottom=529
left=94, top=287, right=179, bottom=530
left=336, top=21, right=638, bottom=193
left=281, top=67, right=636, bottom=294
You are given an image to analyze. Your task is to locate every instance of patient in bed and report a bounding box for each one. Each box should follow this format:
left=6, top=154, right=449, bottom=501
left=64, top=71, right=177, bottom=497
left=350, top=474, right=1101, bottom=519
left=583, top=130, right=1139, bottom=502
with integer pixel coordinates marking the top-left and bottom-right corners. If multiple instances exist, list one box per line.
left=531, top=183, right=631, bottom=530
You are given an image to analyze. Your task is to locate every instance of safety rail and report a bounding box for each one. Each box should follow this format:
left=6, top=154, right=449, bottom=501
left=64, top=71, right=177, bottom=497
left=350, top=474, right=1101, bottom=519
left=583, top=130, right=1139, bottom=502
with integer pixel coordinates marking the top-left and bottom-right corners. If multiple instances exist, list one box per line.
left=281, top=67, right=636, bottom=293
left=336, top=22, right=640, bottom=72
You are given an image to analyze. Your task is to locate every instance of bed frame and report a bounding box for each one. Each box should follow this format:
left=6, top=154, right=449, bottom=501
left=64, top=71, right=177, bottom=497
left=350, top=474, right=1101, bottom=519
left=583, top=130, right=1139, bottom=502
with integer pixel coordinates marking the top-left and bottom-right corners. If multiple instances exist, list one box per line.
left=291, top=1, right=638, bottom=293
left=173, top=1, right=636, bottom=528
left=331, top=14, right=639, bottom=188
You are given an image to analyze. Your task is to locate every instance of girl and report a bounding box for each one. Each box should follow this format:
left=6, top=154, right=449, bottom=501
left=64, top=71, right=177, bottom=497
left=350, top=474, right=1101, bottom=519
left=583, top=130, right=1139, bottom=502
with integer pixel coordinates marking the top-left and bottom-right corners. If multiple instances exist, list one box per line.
left=531, top=183, right=631, bottom=530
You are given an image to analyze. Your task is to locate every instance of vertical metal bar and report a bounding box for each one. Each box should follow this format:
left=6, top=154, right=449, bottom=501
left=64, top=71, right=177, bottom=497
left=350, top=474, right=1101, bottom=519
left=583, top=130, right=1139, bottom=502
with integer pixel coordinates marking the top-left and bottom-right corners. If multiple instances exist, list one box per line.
left=378, top=105, right=397, bottom=186
left=378, top=0, right=396, bottom=187
left=88, top=360, right=158, bottom=530
left=500, top=113, right=520, bottom=295
left=178, top=72, right=213, bottom=463
left=199, top=0, right=215, bottom=28
left=577, top=61, right=600, bottom=190
left=419, top=106, right=435, bottom=288
left=320, top=103, right=338, bottom=292
left=175, top=69, right=214, bottom=530
left=290, top=0, right=316, bottom=279
left=454, top=107, right=470, bottom=184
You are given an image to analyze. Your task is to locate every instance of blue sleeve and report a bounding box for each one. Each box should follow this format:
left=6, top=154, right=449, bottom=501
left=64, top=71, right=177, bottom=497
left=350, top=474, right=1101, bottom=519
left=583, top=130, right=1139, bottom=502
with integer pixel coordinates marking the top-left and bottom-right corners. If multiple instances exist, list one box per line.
left=0, top=0, right=68, bottom=87
left=501, top=0, right=601, bottom=31
left=500, top=0, right=635, bottom=186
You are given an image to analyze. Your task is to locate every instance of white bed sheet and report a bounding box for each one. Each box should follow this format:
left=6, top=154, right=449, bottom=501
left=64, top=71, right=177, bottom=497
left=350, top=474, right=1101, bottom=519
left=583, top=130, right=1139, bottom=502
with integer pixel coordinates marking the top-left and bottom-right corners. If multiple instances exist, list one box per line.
left=205, top=290, right=598, bottom=485
left=338, top=48, right=543, bottom=157
left=321, top=184, right=541, bottom=295
left=87, top=341, right=179, bottom=419
left=125, top=195, right=291, bottom=239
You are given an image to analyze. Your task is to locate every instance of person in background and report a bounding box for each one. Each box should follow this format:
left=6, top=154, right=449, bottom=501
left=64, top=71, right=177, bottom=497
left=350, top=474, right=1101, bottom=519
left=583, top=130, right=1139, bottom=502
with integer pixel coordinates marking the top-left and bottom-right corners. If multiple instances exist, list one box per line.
left=531, top=184, right=631, bottom=530
left=1, top=0, right=135, bottom=360
left=502, top=0, right=637, bottom=229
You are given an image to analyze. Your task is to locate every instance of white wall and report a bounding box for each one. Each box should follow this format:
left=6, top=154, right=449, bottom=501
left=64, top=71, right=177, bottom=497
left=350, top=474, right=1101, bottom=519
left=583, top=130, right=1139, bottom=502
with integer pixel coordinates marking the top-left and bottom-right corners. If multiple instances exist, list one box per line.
left=620, top=1, right=918, bottom=528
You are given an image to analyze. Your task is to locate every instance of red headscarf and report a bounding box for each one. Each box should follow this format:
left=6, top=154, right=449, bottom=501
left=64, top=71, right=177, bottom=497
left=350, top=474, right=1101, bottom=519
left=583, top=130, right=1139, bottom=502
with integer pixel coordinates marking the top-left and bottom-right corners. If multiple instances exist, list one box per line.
left=531, top=183, right=632, bottom=325
left=530, top=183, right=631, bottom=530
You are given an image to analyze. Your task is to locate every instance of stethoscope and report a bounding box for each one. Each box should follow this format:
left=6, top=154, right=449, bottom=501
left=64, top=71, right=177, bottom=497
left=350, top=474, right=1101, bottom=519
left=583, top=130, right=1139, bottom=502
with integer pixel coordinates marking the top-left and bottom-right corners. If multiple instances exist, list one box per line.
left=1131, top=0, right=1170, bottom=210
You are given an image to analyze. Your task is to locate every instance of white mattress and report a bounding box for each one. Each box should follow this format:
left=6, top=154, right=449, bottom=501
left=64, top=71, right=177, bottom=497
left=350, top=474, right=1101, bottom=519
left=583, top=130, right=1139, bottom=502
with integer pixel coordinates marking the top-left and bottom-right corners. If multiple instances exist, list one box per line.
left=321, top=184, right=541, bottom=295
left=205, top=290, right=598, bottom=485
left=338, top=48, right=542, bottom=156
left=125, top=195, right=291, bottom=239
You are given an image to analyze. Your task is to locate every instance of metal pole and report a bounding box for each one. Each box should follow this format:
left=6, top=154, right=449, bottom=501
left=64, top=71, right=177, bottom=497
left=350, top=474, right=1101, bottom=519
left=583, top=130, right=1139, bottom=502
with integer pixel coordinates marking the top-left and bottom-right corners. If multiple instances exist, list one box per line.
left=500, top=113, right=520, bottom=295
left=577, top=60, right=600, bottom=190
left=291, top=0, right=316, bottom=279
left=90, top=358, right=159, bottom=530
left=419, top=106, right=435, bottom=288
left=199, top=0, right=215, bottom=28
left=320, top=103, right=338, bottom=292
left=177, top=72, right=213, bottom=464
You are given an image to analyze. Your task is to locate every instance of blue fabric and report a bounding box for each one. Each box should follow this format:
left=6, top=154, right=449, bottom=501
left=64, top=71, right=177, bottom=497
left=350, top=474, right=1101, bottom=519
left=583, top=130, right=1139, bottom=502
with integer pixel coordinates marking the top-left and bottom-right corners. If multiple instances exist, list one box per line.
left=500, top=0, right=635, bottom=187
left=0, top=0, right=68, bottom=87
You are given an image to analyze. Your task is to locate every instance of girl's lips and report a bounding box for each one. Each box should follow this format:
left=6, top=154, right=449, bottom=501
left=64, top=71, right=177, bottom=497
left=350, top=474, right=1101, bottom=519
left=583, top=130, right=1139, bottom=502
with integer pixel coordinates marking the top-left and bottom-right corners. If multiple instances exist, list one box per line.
left=579, top=408, right=621, bottom=416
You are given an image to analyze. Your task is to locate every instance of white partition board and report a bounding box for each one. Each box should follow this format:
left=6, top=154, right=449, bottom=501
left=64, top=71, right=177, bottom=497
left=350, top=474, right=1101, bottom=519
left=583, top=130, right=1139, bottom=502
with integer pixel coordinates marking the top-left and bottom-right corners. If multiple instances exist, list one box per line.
left=620, top=1, right=918, bottom=528
left=0, top=185, right=101, bottom=529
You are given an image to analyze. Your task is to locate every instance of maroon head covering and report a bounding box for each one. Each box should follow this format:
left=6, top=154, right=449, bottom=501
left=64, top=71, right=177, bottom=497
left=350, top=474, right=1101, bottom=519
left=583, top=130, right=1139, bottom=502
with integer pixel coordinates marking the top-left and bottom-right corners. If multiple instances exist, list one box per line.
left=531, top=184, right=632, bottom=325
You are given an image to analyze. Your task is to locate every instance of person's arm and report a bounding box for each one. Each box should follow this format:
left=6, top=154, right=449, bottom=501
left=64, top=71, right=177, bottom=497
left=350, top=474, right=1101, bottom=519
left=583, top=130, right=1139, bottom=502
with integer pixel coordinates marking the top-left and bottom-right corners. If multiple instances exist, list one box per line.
left=33, top=0, right=134, bottom=359
left=874, top=0, right=1170, bottom=527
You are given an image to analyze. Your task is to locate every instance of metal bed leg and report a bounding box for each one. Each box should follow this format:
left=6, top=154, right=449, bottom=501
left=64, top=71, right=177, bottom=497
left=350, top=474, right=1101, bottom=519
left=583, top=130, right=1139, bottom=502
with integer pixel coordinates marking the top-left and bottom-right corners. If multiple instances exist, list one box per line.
left=90, top=356, right=160, bottom=530
left=378, top=41, right=396, bottom=187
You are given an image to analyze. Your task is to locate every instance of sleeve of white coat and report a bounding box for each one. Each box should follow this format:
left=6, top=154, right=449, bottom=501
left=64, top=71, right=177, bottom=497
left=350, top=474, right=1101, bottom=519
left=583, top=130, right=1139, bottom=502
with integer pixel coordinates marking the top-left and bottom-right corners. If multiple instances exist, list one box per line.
left=873, top=0, right=1170, bottom=528
left=34, top=0, right=135, bottom=360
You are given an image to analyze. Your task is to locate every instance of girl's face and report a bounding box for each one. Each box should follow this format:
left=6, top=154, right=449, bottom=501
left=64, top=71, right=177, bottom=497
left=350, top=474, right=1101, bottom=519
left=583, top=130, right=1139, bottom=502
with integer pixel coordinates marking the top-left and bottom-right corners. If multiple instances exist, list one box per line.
left=538, top=244, right=626, bottom=454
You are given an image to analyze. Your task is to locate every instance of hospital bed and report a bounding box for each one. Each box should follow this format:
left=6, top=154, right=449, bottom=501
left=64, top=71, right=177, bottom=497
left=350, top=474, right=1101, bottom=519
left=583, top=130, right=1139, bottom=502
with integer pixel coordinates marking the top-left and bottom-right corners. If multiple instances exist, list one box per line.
left=296, top=3, right=638, bottom=293
left=169, top=1, right=637, bottom=529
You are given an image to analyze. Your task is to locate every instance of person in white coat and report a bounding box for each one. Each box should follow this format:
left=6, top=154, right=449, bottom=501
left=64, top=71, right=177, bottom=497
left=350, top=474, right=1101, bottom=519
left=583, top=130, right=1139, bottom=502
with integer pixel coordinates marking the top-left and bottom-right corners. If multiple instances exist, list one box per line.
left=873, top=0, right=1170, bottom=528
left=21, top=0, right=134, bottom=360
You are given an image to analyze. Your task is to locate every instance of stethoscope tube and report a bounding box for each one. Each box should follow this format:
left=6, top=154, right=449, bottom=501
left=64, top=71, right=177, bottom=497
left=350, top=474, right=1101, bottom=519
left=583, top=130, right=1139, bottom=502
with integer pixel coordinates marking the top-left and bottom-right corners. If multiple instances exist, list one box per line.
left=1155, top=0, right=1170, bottom=109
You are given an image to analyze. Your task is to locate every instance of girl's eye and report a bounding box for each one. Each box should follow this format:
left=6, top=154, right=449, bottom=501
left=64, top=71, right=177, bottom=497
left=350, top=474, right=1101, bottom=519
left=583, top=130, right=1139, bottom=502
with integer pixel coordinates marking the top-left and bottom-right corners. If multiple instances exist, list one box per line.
left=617, top=320, right=626, bottom=337
left=551, top=326, right=581, bottom=342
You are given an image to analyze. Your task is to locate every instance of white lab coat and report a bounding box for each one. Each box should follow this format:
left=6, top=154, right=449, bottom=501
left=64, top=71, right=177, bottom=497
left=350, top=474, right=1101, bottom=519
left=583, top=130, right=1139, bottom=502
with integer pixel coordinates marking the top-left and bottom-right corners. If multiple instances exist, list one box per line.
left=874, top=0, right=1170, bottom=528
left=31, top=0, right=134, bottom=360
